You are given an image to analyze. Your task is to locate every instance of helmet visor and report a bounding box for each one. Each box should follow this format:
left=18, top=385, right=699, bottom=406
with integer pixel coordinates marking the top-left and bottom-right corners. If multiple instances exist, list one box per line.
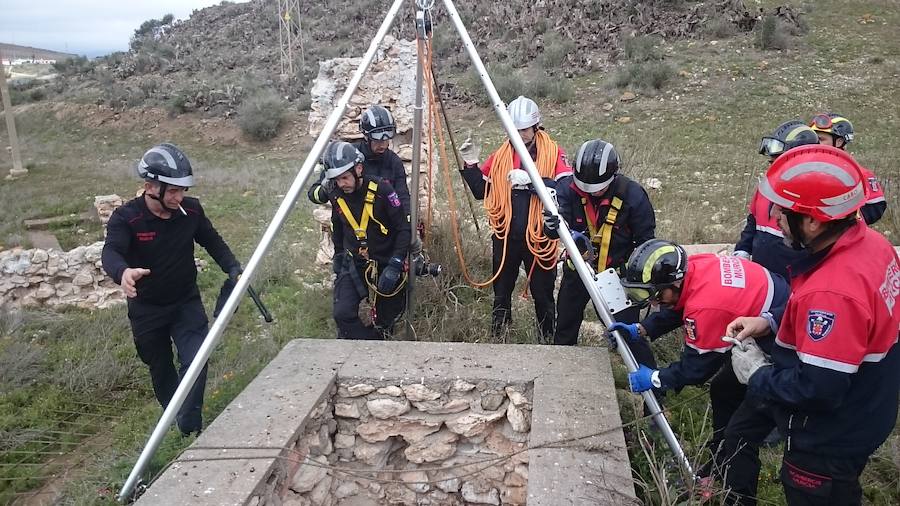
left=620, top=280, right=659, bottom=304
left=759, top=137, right=785, bottom=157
left=367, top=127, right=395, bottom=141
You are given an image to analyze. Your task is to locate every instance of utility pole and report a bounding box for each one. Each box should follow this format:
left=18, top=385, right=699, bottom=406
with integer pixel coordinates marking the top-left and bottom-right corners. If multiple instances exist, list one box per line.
left=0, top=56, right=26, bottom=179
left=277, top=0, right=304, bottom=79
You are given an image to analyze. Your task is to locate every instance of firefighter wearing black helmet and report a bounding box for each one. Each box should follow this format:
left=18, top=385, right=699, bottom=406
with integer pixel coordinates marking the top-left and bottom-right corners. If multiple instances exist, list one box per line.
left=101, top=143, right=242, bottom=436
left=322, top=141, right=412, bottom=340
left=542, top=139, right=659, bottom=366
left=308, top=105, right=411, bottom=216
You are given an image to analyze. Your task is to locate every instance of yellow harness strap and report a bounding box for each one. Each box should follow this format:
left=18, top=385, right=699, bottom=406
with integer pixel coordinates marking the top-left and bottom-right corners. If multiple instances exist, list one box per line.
left=336, top=181, right=389, bottom=249
left=583, top=195, right=623, bottom=270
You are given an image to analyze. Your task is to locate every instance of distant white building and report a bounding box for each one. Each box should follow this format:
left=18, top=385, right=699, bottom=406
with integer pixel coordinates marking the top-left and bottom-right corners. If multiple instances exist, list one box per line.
left=0, top=58, right=9, bottom=66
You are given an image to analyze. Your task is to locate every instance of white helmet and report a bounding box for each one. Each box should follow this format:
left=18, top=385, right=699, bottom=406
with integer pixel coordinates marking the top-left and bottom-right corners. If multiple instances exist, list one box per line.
left=507, top=96, right=540, bottom=130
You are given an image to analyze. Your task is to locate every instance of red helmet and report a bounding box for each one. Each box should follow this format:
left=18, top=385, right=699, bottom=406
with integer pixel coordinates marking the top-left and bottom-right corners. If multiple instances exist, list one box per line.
left=758, top=145, right=868, bottom=222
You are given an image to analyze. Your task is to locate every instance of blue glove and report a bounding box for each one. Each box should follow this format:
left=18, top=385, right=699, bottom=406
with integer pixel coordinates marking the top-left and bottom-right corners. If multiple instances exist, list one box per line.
left=608, top=322, right=641, bottom=346
left=628, top=365, right=658, bottom=393
left=377, top=257, right=404, bottom=294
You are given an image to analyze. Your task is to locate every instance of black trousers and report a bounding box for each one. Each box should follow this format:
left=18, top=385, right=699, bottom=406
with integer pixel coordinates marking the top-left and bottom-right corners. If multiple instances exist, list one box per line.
left=699, top=361, right=748, bottom=478
left=554, top=266, right=657, bottom=367
left=491, top=236, right=556, bottom=341
left=717, top=398, right=870, bottom=506
left=128, top=296, right=209, bottom=435
left=333, top=259, right=406, bottom=340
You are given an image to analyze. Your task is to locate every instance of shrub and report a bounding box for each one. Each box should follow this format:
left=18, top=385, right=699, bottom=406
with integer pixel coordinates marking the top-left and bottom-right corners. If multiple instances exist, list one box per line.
left=622, top=35, right=664, bottom=62
left=51, top=56, right=92, bottom=77
left=522, top=67, right=574, bottom=103
left=755, top=15, right=792, bottom=50
left=703, top=18, right=737, bottom=39
left=237, top=89, right=285, bottom=141
left=613, top=62, right=675, bottom=91
left=167, top=93, right=190, bottom=116
left=539, top=32, right=575, bottom=69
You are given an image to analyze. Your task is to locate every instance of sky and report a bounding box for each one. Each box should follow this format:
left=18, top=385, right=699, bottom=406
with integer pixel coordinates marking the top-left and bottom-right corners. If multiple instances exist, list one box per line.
left=0, top=1, right=251, bottom=58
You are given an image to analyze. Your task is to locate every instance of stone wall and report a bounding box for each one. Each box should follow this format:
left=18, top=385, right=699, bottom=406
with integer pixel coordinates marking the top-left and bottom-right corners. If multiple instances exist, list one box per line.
left=0, top=194, right=126, bottom=309
left=275, top=378, right=532, bottom=506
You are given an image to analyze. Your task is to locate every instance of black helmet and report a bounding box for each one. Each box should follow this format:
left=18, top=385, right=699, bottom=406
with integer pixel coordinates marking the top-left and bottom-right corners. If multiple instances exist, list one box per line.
left=322, top=141, right=364, bottom=180
left=809, top=113, right=854, bottom=145
left=359, top=105, right=396, bottom=141
left=573, top=139, right=619, bottom=193
left=138, top=143, right=194, bottom=187
left=758, top=120, right=819, bottom=159
left=621, top=239, right=688, bottom=304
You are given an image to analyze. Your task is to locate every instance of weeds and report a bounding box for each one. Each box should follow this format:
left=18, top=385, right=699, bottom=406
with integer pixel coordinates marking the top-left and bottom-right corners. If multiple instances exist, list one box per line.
left=622, top=35, right=665, bottom=62
left=613, top=62, right=676, bottom=91
left=539, top=32, right=575, bottom=70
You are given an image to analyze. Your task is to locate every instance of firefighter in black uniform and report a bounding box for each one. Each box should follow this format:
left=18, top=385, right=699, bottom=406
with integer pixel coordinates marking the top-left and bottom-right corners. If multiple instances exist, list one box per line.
left=102, top=143, right=241, bottom=436
left=323, top=141, right=412, bottom=340
left=541, top=139, right=659, bottom=369
left=308, top=104, right=411, bottom=216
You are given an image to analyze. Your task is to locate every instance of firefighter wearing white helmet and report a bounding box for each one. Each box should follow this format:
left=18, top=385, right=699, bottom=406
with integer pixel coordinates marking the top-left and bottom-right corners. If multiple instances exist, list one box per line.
left=102, top=142, right=241, bottom=436
left=458, top=96, right=573, bottom=341
left=319, top=141, right=412, bottom=340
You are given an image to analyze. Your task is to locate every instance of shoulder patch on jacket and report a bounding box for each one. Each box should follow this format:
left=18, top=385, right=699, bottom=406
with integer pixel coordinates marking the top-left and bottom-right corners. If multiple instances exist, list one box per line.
left=684, top=318, right=697, bottom=341
left=387, top=192, right=401, bottom=208
left=806, top=310, right=835, bottom=341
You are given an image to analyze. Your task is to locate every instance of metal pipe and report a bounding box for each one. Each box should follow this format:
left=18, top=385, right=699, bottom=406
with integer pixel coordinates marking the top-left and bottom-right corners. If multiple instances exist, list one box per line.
left=406, top=8, right=427, bottom=337
left=116, top=0, right=408, bottom=500
left=440, top=0, right=693, bottom=479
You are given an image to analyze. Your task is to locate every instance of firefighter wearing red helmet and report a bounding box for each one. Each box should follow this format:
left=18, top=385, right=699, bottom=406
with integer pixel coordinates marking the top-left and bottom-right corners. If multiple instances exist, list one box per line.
left=723, top=145, right=900, bottom=505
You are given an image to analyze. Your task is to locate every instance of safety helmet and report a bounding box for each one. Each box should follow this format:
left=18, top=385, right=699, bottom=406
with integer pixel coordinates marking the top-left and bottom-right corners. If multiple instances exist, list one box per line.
left=809, top=113, right=854, bottom=145
left=758, top=144, right=867, bottom=223
left=322, top=141, right=364, bottom=180
left=507, top=96, right=541, bottom=130
left=573, top=139, right=619, bottom=193
left=359, top=105, right=396, bottom=141
left=620, top=239, right=688, bottom=304
left=137, top=143, right=194, bottom=187
left=758, top=120, right=819, bottom=158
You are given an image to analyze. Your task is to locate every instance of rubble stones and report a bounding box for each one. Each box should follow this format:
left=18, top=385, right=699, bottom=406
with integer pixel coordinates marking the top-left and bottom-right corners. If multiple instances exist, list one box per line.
left=287, top=379, right=533, bottom=505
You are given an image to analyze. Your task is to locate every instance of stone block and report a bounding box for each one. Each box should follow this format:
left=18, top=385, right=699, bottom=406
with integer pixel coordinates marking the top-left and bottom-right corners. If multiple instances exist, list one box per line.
left=290, top=456, right=328, bottom=494
left=365, top=397, right=410, bottom=419
left=404, top=429, right=458, bottom=464
left=446, top=401, right=508, bottom=438
left=401, top=383, right=441, bottom=402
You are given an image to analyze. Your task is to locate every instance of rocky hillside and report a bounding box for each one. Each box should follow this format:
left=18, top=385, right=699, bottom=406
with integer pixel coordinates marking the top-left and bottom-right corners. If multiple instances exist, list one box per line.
left=51, top=0, right=798, bottom=115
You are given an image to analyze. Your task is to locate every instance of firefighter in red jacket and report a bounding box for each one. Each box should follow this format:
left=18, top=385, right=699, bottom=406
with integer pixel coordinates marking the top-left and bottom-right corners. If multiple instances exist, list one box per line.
left=809, top=112, right=886, bottom=224
left=618, top=239, right=789, bottom=476
left=724, top=145, right=899, bottom=505
left=459, top=96, right=572, bottom=341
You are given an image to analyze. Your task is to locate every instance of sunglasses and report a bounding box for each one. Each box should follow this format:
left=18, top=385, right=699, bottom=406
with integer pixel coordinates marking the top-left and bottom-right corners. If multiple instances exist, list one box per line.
left=758, top=137, right=786, bottom=157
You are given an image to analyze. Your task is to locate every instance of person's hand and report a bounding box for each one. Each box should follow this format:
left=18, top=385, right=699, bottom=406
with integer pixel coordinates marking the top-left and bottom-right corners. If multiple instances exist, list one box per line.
left=542, top=210, right=560, bottom=239
left=121, top=268, right=151, bottom=298
left=608, top=322, right=641, bottom=346
left=321, top=178, right=337, bottom=195
left=507, top=168, right=531, bottom=187
left=628, top=365, right=659, bottom=393
left=332, top=252, right=346, bottom=274
left=732, top=250, right=751, bottom=260
left=725, top=316, right=771, bottom=341
left=731, top=338, right=772, bottom=384
left=377, top=257, right=404, bottom=294
left=228, top=266, right=243, bottom=282
left=459, top=137, right=481, bottom=165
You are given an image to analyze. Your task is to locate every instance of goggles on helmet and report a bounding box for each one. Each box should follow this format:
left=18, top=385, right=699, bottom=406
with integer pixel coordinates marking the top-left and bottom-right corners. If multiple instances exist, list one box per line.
left=758, top=137, right=786, bottom=157
left=810, top=114, right=833, bottom=130
left=366, top=126, right=395, bottom=141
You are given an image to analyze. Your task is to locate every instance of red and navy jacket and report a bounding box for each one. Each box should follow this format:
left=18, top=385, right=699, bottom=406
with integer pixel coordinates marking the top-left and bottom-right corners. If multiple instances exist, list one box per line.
left=460, top=140, right=572, bottom=240
left=101, top=195, right=240, bottom=305
left=736, top=168, right=886, bottom=277
left=554, top=174, right=655, bottom=272
left=748, top=221, right=900, bottom=458
left=642, top=254, right=790, bottom=391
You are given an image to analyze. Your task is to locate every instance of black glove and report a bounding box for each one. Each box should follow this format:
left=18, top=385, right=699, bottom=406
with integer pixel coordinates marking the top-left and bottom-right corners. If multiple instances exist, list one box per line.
left=332, top=251, right=346, bottom=274
left=228, top=265, right=243, bottom=281
left=213, top=277, right=237, bottom=317
left=542, top=210, right=560, bottom=239
left=377, top=257, right=404, bottom=294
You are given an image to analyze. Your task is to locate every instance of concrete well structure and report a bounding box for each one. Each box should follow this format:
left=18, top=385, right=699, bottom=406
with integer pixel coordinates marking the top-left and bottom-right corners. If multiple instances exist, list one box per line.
left=136, top=339, right=636, bottom=505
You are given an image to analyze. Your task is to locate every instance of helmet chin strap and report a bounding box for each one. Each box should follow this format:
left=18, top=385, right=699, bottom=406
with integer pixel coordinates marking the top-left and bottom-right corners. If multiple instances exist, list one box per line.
left=146, top=180, right=181, bottom=214
left=785, top=211, right=855, bottom=252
